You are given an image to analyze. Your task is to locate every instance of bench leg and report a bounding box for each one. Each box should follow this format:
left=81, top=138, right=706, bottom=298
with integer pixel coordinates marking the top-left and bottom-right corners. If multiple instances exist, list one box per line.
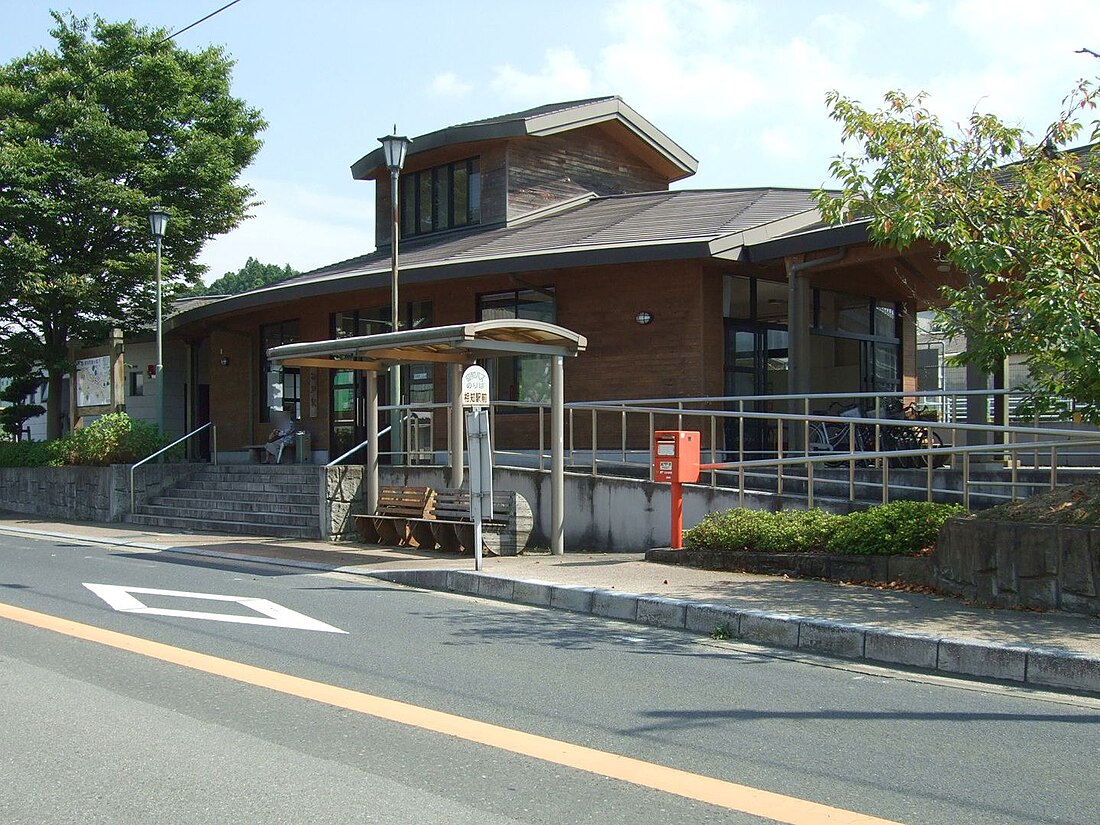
left=409, top=520, right=436, bottom=550
left=431, top=523, right=463, bottom=554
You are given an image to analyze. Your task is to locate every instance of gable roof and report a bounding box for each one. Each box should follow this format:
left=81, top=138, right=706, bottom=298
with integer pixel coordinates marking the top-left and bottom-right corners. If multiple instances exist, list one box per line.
left=169, top=188, right=822, bottom=329
left=351, top=96, right=698, bottom=183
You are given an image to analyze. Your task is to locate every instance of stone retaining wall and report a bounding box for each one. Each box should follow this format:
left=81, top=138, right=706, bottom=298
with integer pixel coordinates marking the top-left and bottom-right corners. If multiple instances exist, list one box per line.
left=935, top=518, right=1100, bottom=615
left=0, top=463, right=197, bottom=522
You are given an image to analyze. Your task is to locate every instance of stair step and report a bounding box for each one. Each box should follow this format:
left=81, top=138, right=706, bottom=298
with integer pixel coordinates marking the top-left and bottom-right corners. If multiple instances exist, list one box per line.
left=152, top=492, right=319, bottom=508
left=135, top=503, right=316, bottom=528
left=125, top=513, right=319, bottom=539
left=149, top=496, right=318, bottom=515
left=176, top=480, right=317, bottom=494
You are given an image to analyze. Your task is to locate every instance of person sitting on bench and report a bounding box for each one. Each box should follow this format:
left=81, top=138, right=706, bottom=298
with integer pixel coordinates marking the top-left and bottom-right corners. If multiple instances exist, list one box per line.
left=265, top=411, right=297, bottom=464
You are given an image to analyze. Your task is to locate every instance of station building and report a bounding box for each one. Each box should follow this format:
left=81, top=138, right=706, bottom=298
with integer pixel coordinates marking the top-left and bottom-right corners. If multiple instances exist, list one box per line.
left=161, top=96, right=955, bottom=461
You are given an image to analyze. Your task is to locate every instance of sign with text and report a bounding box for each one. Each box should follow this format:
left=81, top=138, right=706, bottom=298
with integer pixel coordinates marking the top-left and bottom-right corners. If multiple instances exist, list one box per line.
left=461, top=365, right=490, bottom=408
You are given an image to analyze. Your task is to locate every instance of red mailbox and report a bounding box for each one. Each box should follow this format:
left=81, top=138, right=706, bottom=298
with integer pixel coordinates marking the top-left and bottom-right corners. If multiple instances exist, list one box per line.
left=653, top=430, right=701, bottom=484
left=653, top=430, right=700, bottom=550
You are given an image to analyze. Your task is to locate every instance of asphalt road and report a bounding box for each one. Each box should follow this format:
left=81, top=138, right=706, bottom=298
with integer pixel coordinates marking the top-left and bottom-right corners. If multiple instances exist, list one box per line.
left=1, top=530, right=1097, bottom=825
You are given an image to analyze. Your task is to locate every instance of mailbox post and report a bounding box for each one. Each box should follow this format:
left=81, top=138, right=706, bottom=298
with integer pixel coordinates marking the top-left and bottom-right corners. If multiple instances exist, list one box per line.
left=653, top=430, right=700, bottom=549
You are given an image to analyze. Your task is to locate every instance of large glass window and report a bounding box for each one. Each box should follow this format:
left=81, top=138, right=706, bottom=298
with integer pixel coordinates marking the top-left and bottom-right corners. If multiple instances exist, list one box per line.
left=401, top=157, right=481, bottom=238
left=260, top=320, right=300, bottom=422
left=477, top=287, right=555, bottom=405
left=813, top=290, right=902, bottom=393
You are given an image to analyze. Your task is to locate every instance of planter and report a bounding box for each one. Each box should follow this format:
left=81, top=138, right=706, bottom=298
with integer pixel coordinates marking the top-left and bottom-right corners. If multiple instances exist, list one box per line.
left=646, top=548, right=934, bottom=587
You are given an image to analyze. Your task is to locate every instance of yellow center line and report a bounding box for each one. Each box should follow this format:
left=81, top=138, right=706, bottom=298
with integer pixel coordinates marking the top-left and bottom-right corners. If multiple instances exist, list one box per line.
left=0, top=600, right=905, bottom=825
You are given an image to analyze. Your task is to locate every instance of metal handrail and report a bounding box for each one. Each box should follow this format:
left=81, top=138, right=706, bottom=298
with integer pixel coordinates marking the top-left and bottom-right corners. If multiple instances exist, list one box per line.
left=325, top=412, right=416, bottom=467
left=129, top=422, right=216, bottom=512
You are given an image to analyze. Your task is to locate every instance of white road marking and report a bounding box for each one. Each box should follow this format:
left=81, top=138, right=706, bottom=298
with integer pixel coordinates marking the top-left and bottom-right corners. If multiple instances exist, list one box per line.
left=82, top=583, right=346, bottom=633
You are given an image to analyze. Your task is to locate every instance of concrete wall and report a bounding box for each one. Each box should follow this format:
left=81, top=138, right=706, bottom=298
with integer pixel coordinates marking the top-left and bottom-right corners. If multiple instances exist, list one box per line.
left=0, top=463, right=197, bottom=522
left=380, top=465, right=781, bottom=551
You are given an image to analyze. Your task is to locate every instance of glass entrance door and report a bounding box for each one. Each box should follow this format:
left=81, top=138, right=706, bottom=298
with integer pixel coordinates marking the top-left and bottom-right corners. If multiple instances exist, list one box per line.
left=330, top=370, right=391, bottom=463
left=724, top=322, right=788, bottom=457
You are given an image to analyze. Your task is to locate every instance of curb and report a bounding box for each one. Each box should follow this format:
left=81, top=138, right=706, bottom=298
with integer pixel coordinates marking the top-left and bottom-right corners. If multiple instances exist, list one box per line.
left=370, top=569, right=1100, bottom=696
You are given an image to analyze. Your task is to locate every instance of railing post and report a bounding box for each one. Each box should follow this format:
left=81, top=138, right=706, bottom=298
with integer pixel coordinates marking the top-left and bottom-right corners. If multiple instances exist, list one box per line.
left=803, top=397, right=810, bottom=459
left=925, top=425, right=933, bottom=503
left=738, top=400, right=744, bottom=464
left=807, top=459, right=814, bottom=508
left=963, top=451, right=971, bottom=510
left=776, top=418, right=784, bottom=497
left=710, top=415, right=717, bottom=488
left=591, top=408, right=598, bottom=476
left=212, top=424, right=218, bottom=466
left=539, top=405, right=545, bottom=472
left=848, top=420, right=856, bottom=502
left=621, top=409, right=627, bottom=464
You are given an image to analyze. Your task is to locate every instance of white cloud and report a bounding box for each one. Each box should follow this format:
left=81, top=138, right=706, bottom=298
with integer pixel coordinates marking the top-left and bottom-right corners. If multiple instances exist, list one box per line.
left=430, top=72, right=473, bottom=98
left=879, top=0, right=930, bottom=19
left=491, top=48, right=593, bottom=102
left=197, top=178, right=376, bottom=280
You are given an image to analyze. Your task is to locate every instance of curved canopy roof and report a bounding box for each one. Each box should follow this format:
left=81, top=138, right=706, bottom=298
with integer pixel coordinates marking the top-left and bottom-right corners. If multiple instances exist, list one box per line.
left=267, top=319, right=587, bottom=371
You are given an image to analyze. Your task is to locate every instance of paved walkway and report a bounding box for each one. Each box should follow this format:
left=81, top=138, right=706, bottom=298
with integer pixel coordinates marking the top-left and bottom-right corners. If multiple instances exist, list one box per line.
left=1, top=512, right=1098, bottom=695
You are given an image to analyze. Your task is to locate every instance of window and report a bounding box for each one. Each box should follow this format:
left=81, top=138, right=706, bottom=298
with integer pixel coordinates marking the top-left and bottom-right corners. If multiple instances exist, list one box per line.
left=401, top=157, right=480, bottom=238
left=477, top=287, right=555, bottom=405
left=813, top=289, right=902, bottom=393
left=260, top=320, right=300, bottom=422
left=128, top=371, right=144, bottom=397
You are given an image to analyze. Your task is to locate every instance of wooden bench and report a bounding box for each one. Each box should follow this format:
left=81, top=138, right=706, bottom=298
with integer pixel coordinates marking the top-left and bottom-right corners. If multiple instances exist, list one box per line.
left=245, top=442, right=296, bottom=464
left=427, top=488, right=533, bottom=556
left=353, top=485, right=532, bottom=556
left=353, top=485, right=435, bottom=547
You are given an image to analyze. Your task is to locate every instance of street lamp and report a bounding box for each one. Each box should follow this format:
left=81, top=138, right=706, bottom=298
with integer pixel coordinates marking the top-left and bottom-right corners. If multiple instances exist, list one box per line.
left=379, top=132, right=412, bottom=461
left=148, top=205, right=169, bottom=437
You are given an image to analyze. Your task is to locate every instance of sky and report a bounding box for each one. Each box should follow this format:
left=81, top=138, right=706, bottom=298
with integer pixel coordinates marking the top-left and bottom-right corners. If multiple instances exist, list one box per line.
left=5, top=0, right=1100, bottom=282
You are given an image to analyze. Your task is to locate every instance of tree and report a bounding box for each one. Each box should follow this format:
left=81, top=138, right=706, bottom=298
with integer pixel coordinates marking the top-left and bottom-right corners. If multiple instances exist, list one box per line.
left=183, top=257, right=299, bottom=296
left=816, top=64, right=1100, bottom=422
left=0, top=13, right=266, bottom=437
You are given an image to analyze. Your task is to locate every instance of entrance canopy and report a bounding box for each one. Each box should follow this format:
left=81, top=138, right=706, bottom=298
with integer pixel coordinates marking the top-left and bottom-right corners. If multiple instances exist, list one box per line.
left=266, top=319, right=587, bottom=372
left=266, top=320, right=587, bottom=555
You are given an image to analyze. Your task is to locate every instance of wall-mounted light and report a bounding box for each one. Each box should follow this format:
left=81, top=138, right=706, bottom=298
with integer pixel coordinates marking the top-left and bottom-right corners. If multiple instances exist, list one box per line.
left=635, top=310, right=653, bottom=325
left=220, top=356, right=230, bottom=367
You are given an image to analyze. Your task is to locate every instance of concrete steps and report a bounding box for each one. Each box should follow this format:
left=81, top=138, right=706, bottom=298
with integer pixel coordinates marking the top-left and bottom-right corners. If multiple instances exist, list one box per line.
left=126, top=463, right=322, bottom=539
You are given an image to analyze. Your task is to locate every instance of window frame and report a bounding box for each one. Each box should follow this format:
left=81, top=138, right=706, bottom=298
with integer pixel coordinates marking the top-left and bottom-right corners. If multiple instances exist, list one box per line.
left=401, top=157, right=481, bottom=238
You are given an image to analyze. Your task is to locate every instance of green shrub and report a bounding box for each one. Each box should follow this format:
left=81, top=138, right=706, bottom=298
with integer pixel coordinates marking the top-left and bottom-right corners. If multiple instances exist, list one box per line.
left=0, top=440, right=64, bottom=467
left=825, top=500, right=965, bottom=556
left=684, top=500, right=964, bottom=556
left=684, top=508, right=839, bottom=553
left=60, top=412, right=170, bottom=465
left=0, top=413, right=173, bottom=467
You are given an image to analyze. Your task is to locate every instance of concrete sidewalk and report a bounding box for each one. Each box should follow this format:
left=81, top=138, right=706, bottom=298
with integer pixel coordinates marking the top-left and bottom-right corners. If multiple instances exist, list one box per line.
left=1, top=512, right=1098, bottom=696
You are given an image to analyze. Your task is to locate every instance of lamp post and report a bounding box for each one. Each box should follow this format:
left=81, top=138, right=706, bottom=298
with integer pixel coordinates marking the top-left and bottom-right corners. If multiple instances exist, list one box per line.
left=148, top=205, right=169, bottom=437
left=379, top=132, right=412, bottom=462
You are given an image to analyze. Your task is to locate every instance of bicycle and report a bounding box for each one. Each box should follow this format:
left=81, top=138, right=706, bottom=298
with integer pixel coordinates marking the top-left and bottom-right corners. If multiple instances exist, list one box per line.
left=875, top=398, right=944, bottom=468
left=808, top=403, right=871, bottom=467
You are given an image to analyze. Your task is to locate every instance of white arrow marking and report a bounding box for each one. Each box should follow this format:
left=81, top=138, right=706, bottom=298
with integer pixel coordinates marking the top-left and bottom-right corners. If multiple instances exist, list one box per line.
left=83, top=583, right=347, bottom=634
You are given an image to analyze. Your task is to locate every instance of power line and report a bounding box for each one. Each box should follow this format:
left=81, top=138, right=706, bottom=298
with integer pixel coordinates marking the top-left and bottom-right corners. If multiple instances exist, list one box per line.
left=154, top=0, right=244, bottom=49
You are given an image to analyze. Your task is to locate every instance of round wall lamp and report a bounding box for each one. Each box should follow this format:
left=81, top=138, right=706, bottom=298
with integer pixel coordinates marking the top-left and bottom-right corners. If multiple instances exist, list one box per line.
left=634, top=310, right=653, bottom=325
left=220, top=355, right=230, bottom=367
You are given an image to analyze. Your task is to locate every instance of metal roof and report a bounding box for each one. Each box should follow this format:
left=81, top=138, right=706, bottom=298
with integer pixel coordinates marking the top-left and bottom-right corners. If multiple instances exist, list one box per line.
left=267, top=319, right=588, bottom=371
left=351, top=96, right=698, bottom=182
left=168, top=188, right=822, bottom=330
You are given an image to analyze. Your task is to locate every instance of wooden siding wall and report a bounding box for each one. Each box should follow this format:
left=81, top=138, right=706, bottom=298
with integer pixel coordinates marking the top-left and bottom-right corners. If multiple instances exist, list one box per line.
left=506, top=129, right=668, bottom=221
left=373, top=126, right=667, bottom=248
